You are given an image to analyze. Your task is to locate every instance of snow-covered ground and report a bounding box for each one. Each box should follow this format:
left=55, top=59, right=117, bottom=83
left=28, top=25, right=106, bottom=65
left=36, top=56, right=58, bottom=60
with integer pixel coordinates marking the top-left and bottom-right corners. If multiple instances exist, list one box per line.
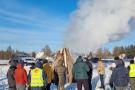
left=0, top=61, right=130, bottom=90
left=0, top=60, right=9, bottom=65
left=0, top=65, right=9, bottom=90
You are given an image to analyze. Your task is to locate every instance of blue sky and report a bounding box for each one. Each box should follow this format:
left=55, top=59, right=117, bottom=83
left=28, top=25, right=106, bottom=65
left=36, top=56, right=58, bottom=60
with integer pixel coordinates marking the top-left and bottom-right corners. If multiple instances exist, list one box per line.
left=0, top=0, right=77, bottom=52
left=0, top=0, right=135, bottom=52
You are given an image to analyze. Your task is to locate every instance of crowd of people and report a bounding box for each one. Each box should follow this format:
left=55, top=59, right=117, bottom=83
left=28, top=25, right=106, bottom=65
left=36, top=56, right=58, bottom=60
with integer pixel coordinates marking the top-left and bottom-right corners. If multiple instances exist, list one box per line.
left=7, top=60, right=53, bottom=90
left=7, top=56, right=135, bottom=90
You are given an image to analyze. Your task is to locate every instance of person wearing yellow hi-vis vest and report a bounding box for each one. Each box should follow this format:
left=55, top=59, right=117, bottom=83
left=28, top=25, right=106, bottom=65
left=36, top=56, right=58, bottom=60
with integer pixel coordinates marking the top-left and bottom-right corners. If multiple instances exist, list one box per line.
left=128, top=60, right=135, bottom=90
left=29, top=61, right=47, bottom=90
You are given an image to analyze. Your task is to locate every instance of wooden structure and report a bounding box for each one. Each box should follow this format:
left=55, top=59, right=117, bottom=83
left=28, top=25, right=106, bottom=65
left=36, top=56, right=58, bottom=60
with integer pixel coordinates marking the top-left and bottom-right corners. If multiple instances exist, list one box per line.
left=52, top=48, right=74, bottom=83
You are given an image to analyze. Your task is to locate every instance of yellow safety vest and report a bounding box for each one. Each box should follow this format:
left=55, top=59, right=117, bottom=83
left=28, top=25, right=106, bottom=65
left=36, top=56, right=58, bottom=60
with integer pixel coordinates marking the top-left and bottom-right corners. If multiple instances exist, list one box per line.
left=129, top=64, right=135, bottom=77
left=31, top=68, right=44, bottom=87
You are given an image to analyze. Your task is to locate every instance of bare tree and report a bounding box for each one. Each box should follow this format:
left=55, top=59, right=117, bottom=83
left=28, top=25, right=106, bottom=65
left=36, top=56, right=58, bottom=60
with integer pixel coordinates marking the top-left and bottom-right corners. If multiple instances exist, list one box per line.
left=42, top=45, right=52, bottom=57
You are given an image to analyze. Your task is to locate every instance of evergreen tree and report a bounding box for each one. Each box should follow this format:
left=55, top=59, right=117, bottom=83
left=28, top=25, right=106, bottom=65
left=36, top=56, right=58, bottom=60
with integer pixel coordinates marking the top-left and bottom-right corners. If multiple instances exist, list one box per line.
left=125, top=45, right=135, bottom=58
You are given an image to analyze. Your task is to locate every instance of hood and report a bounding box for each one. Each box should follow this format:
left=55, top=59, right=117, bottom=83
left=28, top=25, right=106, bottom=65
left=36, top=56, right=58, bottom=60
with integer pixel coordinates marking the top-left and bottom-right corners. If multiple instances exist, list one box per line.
left=43, top=63, right=50, bottom=69
left=116, top=60, right=124, bottom=67
left=10, top=60, right=17, bottom=67
left=17, top=64, right=23, bottom=69
left=76, top=57, right=83, bottom=63
left=35, top=61, right=43, bottom=68
left=10, top=65, right=16, bottom=70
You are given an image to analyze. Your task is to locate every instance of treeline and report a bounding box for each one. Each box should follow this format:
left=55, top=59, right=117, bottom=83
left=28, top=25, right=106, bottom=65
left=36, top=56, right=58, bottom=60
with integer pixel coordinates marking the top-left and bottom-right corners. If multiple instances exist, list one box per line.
left=96, top=44, right=135, bottom=58
left=0, top=44, right=135, bottom=60
left=0, top=45, right=53, bottom=60
left=0, top=46, right=13, bottom=60
left=113, top=44, right=135, bottom=58
left=0, top=46, right=27, bottom=60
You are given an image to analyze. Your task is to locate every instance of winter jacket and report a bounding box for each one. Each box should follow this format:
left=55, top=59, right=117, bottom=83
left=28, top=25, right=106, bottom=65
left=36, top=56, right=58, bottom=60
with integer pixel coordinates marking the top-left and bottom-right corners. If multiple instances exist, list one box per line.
left=115, top=60, right=124, bottom=67
left=43, top=63, right=53, bottom=84
left=72, top=57, right=90, bottom=80
left=86, top=61, right=93, bottom=79
left=7, top=66, right=16, bottom=88
left=14, top=64, right=28, bottom=85
left=111, top=64, right=129, bottom=87
left=97, top=61, right=105, bottom=75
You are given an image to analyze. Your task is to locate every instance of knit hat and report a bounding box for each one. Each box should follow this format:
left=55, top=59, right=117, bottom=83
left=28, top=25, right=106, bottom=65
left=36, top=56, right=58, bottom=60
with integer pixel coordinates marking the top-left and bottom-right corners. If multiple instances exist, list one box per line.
left=35, top=61, right=43, bottom=68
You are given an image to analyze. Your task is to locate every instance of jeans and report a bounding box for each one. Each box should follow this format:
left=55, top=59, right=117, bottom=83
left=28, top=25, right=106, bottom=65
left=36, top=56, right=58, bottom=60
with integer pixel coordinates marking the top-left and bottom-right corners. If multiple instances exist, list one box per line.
left=99, top=74, right=105, bottom=88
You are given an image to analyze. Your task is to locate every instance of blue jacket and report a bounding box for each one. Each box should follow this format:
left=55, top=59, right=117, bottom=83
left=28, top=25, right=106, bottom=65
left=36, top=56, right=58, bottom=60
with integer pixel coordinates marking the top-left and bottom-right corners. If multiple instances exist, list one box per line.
left=111, top=64, right=129, bottom=87
left=72, top=57, right=90, bottom=80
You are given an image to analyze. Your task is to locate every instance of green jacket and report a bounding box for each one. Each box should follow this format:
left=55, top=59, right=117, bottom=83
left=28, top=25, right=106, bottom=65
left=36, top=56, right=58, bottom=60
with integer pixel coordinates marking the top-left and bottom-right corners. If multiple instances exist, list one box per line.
left=72, top=57, right=90, bottom=80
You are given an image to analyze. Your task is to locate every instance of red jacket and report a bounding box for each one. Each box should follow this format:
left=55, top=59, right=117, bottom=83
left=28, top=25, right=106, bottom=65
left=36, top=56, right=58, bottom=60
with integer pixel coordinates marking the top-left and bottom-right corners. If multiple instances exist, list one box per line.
left=14, top=64, right=28, bottom=85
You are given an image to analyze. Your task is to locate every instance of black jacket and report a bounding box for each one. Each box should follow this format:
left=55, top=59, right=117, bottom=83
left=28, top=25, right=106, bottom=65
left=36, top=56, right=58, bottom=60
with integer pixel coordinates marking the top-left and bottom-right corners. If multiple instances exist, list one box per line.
left=86, top=61, right=93, bottom=80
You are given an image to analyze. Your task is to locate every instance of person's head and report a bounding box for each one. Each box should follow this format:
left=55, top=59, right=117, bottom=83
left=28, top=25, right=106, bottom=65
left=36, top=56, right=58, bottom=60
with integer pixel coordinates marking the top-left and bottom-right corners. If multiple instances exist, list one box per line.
left=43, top=59, right=48, bottom=64
left=114, top=56, right=120, bottom=60
left=98, top=57, right=104, bottom=63
left=115, top=59, right=124, bottom=67
left=98, top=59, right=104, bottom=66
left=30, top=63, right=35, bottom=69
left=98, top=57, right=103, bottom=61
left=98, top=59, right=103, bottom=63
left=35, top=61, right=43, bottom=68
left=130, top=60, right=134, bottom=64
left=18, top=60, right=24, bottom=67
left=9, top=60, right=17, bottom=67
left=9, top=65, right=16, bottom=70
left=78, top=56, right=82, bottom=59
left=76, top=55, right=83, bottom=62
left=99, top=57, right=102, bottom=60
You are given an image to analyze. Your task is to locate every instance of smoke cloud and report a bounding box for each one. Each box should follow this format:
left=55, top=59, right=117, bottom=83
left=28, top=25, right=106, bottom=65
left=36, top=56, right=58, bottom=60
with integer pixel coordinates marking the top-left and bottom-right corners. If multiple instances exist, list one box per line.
left=65, top=0, right=135, bottom=53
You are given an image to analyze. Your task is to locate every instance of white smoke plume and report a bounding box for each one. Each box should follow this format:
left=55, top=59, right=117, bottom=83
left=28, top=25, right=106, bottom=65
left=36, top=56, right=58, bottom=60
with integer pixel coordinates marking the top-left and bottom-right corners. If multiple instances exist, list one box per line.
left=65, top=0, right=135, bottom=53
